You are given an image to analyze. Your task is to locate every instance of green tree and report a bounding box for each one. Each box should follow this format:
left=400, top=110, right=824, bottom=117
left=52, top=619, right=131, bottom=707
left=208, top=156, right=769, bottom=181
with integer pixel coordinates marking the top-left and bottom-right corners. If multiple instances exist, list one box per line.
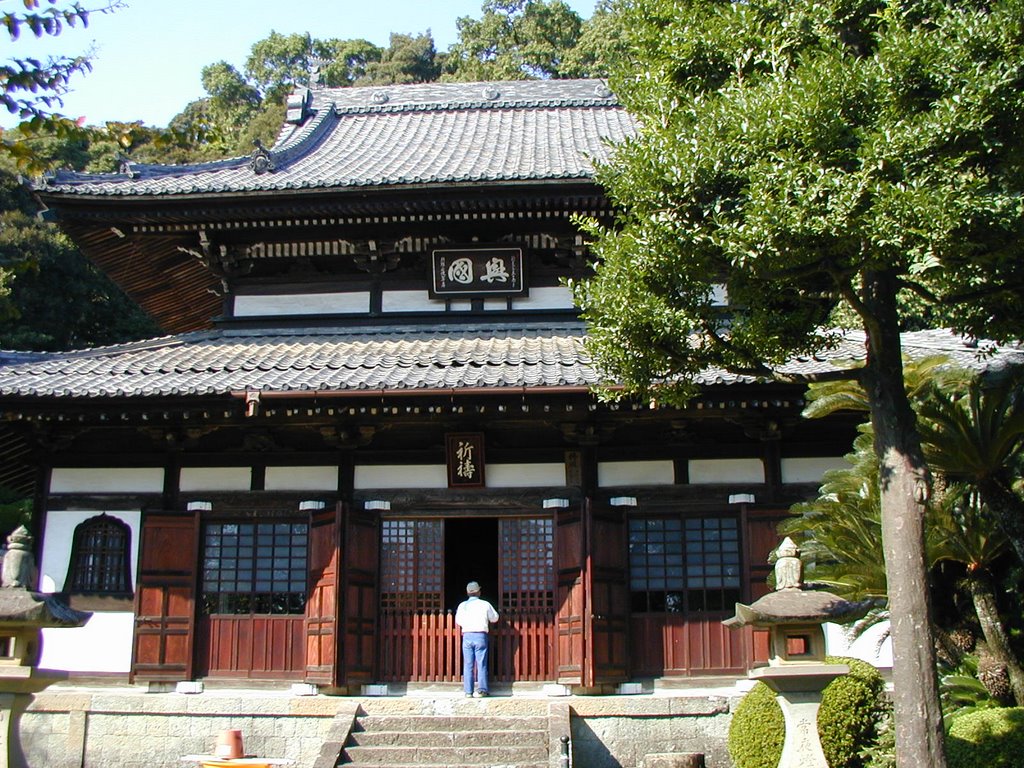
left=575, top=1, right=1024, bottom=764
left=0, top=156, right=159, bottom=350
left=785, top=432, right=1024, bottom=705
left=917, top=371, right=1024, bottom=566
left=2, top=1, right=122, bottom=170
left=360, top=33, right=441, bottom=85
left=245, top=31, right=318, bottom=102
left=445, top=0, right=584, bottom=81
left=560, top=0, right=623, bottom=78
left=318, top=38, right=383, bottom=86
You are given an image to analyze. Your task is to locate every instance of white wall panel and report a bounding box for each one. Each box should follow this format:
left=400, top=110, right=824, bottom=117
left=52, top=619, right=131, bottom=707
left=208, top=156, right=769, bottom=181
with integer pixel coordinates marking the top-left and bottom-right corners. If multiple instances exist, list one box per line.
left=179, top=466, right=252, bottom=492
left=264, top=466, right=338, bottom=491
left=487, top=463, right=566, bottom=488
left=40, top=613, right=135, bottom=673
left=39, top=509, right=141, bottom=594
left=49, top=467, right=163, bottom=494
left=511, top=286, right=574, bottom=310
left=381, top=290, right=444, bottom=313
left=688, top=458, right=765, bottom=484
left=354, top=464, right=448, bottom=489
left=233, top=292, right=369, bottom=316
left=781, top=457, right=848, bottom=484
left=598, top=460, right=675, bottom=487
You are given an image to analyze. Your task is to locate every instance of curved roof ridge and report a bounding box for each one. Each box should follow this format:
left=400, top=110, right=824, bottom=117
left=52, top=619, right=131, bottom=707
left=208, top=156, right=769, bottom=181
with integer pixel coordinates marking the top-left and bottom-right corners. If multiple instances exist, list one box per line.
left=314, top=78, right=617, bottom=115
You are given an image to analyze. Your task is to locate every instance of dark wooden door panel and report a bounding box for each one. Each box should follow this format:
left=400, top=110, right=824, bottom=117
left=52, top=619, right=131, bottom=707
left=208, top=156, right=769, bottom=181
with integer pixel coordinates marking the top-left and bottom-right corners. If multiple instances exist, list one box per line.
left=305, top=504, right=340, bottom=685
left=132, top=512, right=199, bottom=682
left=340, top=505, right=378, bottom=685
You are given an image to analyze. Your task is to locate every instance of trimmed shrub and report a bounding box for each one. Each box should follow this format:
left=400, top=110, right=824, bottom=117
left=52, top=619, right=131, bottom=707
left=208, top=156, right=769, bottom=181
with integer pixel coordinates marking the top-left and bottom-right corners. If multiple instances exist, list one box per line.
left=728, top=656, right=886, bottom=768
left=728, top=679, right=785, bottom=768
left=946, top=707, right=1024, bottom=768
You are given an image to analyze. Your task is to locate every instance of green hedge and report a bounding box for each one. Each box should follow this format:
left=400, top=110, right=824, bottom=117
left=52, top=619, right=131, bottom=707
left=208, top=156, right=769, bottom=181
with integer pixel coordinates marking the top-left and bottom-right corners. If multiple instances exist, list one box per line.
left=728, top=656, right=885, bottom=768
left=946, top=707, right=1024, bottom=768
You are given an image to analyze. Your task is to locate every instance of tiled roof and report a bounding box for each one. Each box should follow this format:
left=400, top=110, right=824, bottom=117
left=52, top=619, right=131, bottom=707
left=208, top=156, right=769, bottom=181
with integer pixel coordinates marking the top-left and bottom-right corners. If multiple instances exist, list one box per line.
left=0, top=328, right=1018, bottom=401
left=37, top=80, right=635, bottom=197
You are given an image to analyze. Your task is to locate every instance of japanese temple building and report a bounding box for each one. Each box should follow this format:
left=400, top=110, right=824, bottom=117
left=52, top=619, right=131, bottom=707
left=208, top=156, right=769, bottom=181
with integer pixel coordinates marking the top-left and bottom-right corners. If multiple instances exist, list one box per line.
left=0, top=78, right=1013, bottom=693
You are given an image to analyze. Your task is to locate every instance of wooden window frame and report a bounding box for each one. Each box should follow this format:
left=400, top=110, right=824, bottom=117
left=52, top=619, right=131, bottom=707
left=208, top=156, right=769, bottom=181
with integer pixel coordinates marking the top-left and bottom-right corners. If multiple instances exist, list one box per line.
left=628, top=512, right=742, bottom=614
left=66, top=513, right=133, bottom=599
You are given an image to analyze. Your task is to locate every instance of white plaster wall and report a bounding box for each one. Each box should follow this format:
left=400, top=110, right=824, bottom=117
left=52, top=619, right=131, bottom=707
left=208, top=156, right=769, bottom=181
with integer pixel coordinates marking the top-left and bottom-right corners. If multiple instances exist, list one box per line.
left=688, top=458, right=765, bottom=484
left=354, top=464, right=448, bottom=489
left=598, top=460, right=675, bottom=487
left=39, top=613, right=135, bottom=673
left=381, top=290, right=444, bottom=312
left=37, top=508, right=141, bottom=673
left=825, top=621, right=893, bottom=669
left=781, top=456, right=848, bottom=484
left=486, top=463, right=566, bottom=487
left=49, top=467, right=163, bottom=494
left=233, top=291, right=370, bottom=317
left=264, top=466, right=338, bottom=491
left=179, top=466, right=252, bottom=492
left=39, top=509, right=142, bottom=594
left=511, top=286, right=574, bottom=310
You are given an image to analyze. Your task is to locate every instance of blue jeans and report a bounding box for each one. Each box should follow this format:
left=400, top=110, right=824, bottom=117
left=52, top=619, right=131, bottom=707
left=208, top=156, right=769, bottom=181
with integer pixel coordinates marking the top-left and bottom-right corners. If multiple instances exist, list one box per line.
left=462, top=632, right=490, bottom=694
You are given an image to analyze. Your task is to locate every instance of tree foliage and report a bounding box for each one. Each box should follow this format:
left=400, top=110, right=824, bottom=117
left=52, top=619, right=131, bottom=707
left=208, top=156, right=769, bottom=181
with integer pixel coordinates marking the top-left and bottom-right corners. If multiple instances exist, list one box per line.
left=575, top=0, right=1024, bottom=764
left=0, top=161, right=160, bottom=350
left=445, top=0, right=585, bottom=80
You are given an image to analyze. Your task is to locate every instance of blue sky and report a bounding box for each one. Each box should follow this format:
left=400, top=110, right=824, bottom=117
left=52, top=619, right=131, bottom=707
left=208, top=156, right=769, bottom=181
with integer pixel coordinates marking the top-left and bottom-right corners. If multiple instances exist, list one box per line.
left=4, top=0, right=598, bottom=128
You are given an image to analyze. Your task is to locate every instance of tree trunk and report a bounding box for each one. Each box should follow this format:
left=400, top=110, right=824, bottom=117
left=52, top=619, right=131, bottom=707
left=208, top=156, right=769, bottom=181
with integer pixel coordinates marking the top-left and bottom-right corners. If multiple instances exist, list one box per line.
left=967, top=571, right=1024, bottom=705
left=861, top=269, right=947, bottom=768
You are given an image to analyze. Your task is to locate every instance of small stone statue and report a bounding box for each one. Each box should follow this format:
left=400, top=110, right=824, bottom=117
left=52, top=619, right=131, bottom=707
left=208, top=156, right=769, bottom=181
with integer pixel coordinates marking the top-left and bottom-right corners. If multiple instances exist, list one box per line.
left=773, top=537, right=803, bottom=591
left=1, top=525, right=36, bottom=588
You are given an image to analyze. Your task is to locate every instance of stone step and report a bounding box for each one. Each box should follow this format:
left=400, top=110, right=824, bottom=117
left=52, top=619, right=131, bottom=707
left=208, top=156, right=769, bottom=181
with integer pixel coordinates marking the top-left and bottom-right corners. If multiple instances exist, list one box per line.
left=349, top=728, right=547, bottom=748
left=354, top=714, right=549, bottom=732
left=354, top=698, right=549, bottom=718
left=341, top=744, right=549, bottom=766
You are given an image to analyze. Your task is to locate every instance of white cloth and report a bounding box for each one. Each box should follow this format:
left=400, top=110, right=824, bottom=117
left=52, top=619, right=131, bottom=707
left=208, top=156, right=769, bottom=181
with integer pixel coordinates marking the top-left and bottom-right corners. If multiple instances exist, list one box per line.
left=455, top=595, right=499, bottom=633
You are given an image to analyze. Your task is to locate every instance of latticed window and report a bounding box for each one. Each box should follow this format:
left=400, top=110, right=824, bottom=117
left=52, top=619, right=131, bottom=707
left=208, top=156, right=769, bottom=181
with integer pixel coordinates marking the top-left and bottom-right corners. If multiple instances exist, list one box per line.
left=380, top=519, right=443, bottom=611
left=200, top=522, right=308, bottom=615
left=67, top=514, right=132, bottom=594
left=500, top=517, right=554, bottom=610
left=629, top=515, right=741, bottom=613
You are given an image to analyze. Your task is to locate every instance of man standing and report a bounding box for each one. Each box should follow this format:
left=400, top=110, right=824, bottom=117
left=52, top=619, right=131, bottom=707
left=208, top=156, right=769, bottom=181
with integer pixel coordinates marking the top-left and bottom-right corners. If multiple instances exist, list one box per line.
left=454, top=580, right=499, bottom=697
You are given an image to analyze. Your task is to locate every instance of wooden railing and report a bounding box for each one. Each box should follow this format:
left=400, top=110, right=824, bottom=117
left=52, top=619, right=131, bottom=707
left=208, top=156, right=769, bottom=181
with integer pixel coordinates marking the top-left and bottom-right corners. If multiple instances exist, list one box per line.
left=379, top=609, right=556, bottom=682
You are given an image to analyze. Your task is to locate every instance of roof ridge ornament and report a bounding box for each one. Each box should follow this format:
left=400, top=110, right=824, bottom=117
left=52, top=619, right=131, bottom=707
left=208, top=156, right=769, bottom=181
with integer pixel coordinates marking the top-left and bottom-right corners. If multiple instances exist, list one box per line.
left=308, top=57, right=326, bottom=89
left=371, top=90, right=390, bottom=105
left=249, top=139, right=276, bottom=175
left=482, top=86, right=501, bottom=100
left=117, top=154, right=139, bottom=179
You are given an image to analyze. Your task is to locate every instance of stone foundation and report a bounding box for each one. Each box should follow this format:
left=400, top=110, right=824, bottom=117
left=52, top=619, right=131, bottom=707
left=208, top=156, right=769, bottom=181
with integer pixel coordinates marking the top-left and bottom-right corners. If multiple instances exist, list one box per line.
left=8, top=685, right=739, bottom=768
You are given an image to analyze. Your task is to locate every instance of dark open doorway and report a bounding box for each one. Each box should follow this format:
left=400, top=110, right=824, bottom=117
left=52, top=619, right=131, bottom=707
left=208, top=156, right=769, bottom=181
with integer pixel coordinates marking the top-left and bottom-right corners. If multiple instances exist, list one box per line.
left=445, top=517, right=499, bottom=611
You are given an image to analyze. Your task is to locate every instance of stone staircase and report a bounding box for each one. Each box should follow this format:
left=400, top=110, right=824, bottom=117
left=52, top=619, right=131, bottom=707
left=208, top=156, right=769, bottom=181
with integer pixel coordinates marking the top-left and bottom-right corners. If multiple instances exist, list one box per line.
left=337, top=696, right=561, bottom=768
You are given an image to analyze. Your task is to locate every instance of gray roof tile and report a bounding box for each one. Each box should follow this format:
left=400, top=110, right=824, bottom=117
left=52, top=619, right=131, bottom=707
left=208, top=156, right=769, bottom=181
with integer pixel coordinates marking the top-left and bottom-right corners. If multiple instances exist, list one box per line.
left=39, top=80, right=635, bottom=197
left=0, top=328, right=1018, bottom=401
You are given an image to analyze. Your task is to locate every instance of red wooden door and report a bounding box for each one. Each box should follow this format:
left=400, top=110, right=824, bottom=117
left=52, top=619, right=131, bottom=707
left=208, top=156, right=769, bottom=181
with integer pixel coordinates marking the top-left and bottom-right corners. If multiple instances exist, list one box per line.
left=132, top=512, right=199, bottom=682
left=305, top=503, right=340, bottom=685
left=554, top=503, right=586, bottom=685
left=585, top=500, right=630, bottom=685
left=340, top=505, right=378, bottom=686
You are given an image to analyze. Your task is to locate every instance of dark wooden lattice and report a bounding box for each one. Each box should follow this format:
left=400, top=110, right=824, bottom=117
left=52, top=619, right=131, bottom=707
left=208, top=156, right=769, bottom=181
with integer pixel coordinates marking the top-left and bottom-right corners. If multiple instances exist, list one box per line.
left=380, top=519, right=443, bottom=611
left=500, top=517, right=554, bottom=610
left=68, top=514, right=132, bottom=594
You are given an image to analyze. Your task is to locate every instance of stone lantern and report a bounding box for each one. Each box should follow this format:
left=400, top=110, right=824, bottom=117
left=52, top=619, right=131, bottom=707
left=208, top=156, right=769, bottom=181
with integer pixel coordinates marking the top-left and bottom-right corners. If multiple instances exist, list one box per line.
left=723, top=538, right=870, bottom=768
left=0, top=526, right=90, bottom=768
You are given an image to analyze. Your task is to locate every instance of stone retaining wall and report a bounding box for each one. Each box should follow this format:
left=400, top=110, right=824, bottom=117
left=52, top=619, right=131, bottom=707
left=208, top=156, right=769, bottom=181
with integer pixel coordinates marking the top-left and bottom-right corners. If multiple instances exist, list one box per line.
left=9, top=688, right=738, bottom=768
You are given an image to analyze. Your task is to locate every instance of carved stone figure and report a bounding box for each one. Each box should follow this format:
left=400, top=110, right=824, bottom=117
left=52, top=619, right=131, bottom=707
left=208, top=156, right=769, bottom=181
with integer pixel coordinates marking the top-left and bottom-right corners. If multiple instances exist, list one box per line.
left=773, top=536, right=803, bottom=590
left=1, top=525, right=35, bottom=589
